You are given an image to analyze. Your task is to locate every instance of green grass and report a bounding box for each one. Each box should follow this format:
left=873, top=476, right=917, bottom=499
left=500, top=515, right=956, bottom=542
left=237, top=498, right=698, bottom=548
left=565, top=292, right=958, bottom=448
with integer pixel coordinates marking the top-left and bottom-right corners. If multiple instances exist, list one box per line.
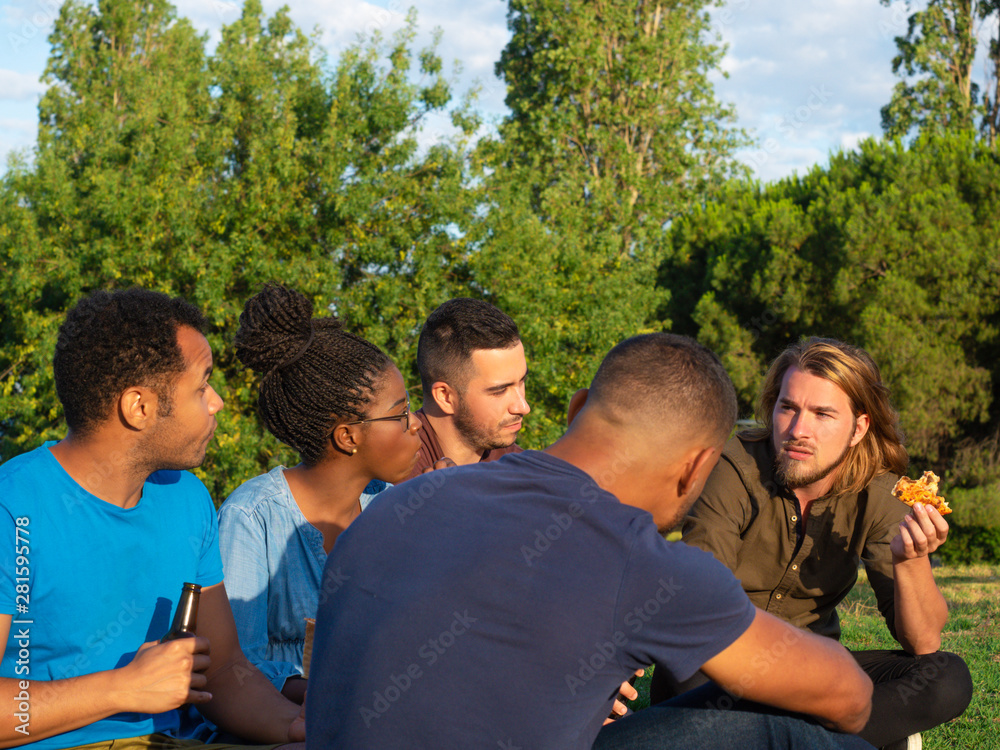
left=839, top=564, right=1000, bottom=748
left=627, top=564, right=1000, bottom=748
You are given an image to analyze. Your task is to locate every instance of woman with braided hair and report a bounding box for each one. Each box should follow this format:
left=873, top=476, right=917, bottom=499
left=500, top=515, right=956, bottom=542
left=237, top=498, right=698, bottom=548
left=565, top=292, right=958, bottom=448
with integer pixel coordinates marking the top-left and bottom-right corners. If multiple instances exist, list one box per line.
left=219, top=282, right=424, bottom=705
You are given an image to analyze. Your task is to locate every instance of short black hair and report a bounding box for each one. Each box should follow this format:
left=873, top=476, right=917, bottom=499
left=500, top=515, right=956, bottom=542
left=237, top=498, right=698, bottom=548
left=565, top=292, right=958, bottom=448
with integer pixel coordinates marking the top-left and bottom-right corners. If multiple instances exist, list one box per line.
left=588, top=333, right=737, bottom=445
left=234, top=283, right=393, bottom=465
left=54, top=288, right=207, bottom=435
left=416, top=298, right=520, bottom=395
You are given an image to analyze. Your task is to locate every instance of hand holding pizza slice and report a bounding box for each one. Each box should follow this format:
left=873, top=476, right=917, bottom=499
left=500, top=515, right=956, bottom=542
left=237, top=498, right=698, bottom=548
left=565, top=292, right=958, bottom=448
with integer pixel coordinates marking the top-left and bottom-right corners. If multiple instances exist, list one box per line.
left=892, top=470, right=952, bottom=515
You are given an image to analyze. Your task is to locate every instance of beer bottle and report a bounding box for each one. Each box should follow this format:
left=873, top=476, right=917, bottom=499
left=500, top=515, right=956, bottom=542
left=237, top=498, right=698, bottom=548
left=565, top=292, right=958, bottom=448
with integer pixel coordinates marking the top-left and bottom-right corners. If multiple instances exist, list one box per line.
left=162, top=582, right=201, bottom=641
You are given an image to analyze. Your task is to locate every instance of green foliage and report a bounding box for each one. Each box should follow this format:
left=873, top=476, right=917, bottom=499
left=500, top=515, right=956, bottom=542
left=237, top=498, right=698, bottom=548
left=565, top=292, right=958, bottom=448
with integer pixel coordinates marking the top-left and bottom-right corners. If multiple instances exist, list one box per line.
left=4, top=0, right=1000, bottom=515
left=880, top=0, right=1000, bottom=144
left=662, top=133, right=1000, bottom=463
left=935, top=523, right=1000, bottom=564
left=0, top=0, right=478, bottom=501
left=840, top=565, right=1000, bottom=748
left=479, top=0, right=748, bottom=444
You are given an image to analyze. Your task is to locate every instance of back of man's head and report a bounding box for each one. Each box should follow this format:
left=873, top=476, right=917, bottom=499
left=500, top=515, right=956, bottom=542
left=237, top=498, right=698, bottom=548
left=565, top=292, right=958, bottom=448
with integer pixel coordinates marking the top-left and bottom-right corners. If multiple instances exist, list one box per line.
left=416, top=298, right=520, bottom=395
left=754, top=337, right=908, bottom=492
left=54, top=287, right=206, bottom=436
left=586, top=333, right=737, bottom=449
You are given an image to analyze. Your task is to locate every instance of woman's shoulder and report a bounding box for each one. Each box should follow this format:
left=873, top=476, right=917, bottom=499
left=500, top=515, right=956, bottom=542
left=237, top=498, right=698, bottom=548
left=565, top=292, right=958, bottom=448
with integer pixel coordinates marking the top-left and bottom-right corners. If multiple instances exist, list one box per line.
left=220, top=466, right=293, bottom=517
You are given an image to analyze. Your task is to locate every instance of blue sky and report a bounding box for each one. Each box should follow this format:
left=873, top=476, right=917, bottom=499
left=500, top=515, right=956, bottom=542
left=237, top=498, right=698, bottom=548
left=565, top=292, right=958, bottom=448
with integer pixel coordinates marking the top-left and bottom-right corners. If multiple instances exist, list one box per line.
left=0, top=0, right=969, bottom=182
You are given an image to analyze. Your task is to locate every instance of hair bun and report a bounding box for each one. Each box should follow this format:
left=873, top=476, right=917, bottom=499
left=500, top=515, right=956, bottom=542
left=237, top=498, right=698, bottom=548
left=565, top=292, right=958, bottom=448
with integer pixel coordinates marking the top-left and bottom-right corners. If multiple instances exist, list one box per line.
left=235, top=283, right=340, bottom=373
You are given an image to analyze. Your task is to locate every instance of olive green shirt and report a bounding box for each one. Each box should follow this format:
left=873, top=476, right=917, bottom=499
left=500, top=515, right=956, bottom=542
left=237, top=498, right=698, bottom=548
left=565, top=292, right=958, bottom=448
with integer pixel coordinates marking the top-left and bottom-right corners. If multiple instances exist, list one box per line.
left=683, top=433, right=910, bottom=642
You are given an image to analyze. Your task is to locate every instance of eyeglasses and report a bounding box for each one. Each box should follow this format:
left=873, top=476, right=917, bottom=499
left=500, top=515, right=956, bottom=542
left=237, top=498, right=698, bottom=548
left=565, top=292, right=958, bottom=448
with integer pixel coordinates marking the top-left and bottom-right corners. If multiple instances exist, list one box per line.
left=343, top=401, right=411, bottom=432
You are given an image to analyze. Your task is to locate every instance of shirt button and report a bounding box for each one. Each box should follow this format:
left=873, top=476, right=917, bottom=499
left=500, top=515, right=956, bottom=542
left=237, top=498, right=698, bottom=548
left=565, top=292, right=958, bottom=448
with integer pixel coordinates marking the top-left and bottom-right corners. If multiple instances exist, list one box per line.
left=775, top=593, right=782, bottom=600
left=792, top=564, right=798, bottom=571
left=791, top=515, right=798, bottom=522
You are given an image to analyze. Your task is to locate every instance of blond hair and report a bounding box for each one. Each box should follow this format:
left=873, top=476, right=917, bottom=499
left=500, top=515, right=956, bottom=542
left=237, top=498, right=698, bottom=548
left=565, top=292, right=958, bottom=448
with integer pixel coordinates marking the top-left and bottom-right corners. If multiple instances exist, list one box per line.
left=747, top=338, right=908, bottom=495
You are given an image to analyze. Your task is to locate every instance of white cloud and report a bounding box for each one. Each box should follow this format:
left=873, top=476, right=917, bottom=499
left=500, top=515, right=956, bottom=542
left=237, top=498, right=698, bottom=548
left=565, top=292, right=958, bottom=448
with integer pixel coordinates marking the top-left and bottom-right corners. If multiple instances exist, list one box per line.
left=0, top=69, right=44, bottom=101
left=0, top=0, right=944, bottom=183
left=0, top=116, right=37, bottom=169
left=840, top=131, right=871, bottom=151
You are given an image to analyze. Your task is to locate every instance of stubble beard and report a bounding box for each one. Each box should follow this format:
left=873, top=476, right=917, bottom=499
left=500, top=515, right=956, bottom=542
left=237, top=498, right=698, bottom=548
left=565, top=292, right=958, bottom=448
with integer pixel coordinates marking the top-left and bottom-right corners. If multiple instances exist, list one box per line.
left=453, top=400, right=516, bottom=454
left=774, top=437, right=853, bottom=491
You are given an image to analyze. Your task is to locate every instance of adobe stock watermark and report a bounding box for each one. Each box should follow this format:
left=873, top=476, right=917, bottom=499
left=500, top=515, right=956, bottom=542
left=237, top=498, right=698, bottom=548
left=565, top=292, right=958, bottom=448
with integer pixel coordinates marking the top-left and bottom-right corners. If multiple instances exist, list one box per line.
left=520, top=447, right=636, bottom=567
left=364, top=0, right=406, bottom=38
left=690, top=626, right=808, bottom=731
left=712, top=0, right=750, bottom=35
left=6, top=0, right=60, bottom=52
left=30, top=599, right=149, bottom=711
left=896, top=652, right=952, bottom=706
left=393, top=467, right=449, bottom=524
left=564, top=577, right=683, bottom=696
left=878, top=0, right=911, bottom=40
left=745, top=85, right=833, bottom=172
left=359, top=609, right=478, bottom=727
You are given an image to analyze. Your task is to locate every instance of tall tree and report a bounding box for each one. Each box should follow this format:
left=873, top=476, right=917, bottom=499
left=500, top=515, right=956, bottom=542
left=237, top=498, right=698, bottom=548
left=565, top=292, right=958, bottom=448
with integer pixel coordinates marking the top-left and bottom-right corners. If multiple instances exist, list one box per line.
left=0, top=0, right=481, bottom=500
left=476, top=0, right=747, bottom=444
left=0, top=0, right=212, bottom=460
left=663, top=133, right=1000, bottom=463
left=881, top=0, right=1000, bottom=144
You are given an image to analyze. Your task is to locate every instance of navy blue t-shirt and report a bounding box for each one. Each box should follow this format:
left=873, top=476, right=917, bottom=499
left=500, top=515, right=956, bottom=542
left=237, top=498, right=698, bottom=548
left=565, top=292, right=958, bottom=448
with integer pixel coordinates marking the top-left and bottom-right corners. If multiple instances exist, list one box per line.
left=306, top=451, right=755, bottom=750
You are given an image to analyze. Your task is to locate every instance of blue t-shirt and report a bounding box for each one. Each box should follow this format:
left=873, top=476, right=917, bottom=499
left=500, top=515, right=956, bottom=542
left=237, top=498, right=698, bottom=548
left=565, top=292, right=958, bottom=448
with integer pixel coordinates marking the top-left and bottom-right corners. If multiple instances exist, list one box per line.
left=306, top=451, right=756, bottom=750
left=0, top=443, right=224, bottom=750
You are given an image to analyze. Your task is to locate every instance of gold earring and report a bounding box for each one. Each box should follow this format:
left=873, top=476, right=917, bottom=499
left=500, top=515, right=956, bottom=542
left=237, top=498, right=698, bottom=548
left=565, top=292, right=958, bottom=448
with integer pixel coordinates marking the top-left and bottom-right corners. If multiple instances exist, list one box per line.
left=351, top=448, right=357, bottom=455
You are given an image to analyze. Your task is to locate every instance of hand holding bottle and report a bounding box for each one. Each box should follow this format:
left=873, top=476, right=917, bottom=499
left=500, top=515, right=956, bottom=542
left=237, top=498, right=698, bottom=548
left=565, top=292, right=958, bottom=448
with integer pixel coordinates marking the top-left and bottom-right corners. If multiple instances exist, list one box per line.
left=116, top=636, right=212, bottom=714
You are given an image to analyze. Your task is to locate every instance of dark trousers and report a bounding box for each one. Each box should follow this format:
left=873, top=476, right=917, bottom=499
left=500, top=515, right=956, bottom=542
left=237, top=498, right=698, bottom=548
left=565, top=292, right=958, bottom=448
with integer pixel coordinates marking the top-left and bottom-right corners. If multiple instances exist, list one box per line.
left=649, top=650, right=972, bottom=748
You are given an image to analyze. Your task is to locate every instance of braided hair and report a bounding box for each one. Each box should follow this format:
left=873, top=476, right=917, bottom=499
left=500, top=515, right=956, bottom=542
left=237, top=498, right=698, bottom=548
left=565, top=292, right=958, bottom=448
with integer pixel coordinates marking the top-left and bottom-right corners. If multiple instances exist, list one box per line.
left=234, top=283, right=392, bottom=465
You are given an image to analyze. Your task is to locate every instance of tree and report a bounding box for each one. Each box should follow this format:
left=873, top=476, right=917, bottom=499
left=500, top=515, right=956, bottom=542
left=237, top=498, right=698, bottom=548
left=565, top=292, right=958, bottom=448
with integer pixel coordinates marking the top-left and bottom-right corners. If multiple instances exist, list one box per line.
left=0, top=0, right=480, bottom=501
left=881, top=0, right=1000, bottom=144
left=662, top=133, right=1000, bottom=463
left=474, top=0, right=747, bottom=444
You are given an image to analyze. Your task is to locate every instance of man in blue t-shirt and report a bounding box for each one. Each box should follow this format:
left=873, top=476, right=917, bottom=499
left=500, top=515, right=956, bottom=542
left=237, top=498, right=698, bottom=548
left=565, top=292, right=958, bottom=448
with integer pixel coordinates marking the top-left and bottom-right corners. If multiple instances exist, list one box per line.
left=0, top=288, right=304, bottom=750
left=307, top=333, right=876, bottom=749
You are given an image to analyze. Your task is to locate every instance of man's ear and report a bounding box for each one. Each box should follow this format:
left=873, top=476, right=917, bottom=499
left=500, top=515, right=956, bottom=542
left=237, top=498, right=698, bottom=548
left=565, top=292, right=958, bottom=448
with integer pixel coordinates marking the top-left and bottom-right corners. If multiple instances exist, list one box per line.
left=675, top=445, right=720, bottom=503
left=118, top=387, right=156, bottom=431
left=331, top=423, right=361, bottom=455
left=566, top=388, right=589, bottom=426
left=429, top=381, right=459, bottom=416
left=850, top=413, right=870, bottom=447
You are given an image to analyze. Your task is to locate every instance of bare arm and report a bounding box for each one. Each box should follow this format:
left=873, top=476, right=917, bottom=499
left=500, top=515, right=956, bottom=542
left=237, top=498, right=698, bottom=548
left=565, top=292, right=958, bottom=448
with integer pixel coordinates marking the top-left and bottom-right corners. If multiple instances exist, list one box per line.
left=194, top=583, right=303, bottom=743
left=0, top=614, right=211, bottom=748
left=891, top=503, right=949, bottom=654
left=701, top=608, right=872, bottom=734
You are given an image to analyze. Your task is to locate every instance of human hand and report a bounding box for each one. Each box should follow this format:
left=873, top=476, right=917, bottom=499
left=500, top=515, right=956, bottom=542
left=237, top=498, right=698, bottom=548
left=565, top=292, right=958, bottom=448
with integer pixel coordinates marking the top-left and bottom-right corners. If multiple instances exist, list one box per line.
left=288, top=700, right=306, bottom=742
left=603, top=668, right=643, bottom=725
left=423, top=457, right=457, bottom=473
left=117, top=637, right=212, bottom=713
left=891, top=502, right=949, bottom=562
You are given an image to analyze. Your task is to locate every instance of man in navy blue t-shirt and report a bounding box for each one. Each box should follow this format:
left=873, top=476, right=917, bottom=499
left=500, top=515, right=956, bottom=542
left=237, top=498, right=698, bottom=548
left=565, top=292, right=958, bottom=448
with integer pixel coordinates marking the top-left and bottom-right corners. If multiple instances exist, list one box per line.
left=307, top=334, right=875, bottom=749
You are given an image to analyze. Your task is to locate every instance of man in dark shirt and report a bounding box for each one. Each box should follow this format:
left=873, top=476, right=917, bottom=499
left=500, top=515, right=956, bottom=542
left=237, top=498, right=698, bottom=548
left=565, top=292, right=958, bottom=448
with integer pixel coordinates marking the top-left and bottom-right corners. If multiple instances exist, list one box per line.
left=650, top=337, right=972, bottom=750
left=307, top=334, right=875, bottom=750
left=406, top=298, right=528, bottom=478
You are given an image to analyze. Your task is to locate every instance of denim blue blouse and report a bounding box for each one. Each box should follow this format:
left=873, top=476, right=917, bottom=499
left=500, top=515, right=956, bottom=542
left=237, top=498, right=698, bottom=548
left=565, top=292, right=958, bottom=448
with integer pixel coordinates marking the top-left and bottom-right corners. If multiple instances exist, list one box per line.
left=218, top=466, right=386, bottom=690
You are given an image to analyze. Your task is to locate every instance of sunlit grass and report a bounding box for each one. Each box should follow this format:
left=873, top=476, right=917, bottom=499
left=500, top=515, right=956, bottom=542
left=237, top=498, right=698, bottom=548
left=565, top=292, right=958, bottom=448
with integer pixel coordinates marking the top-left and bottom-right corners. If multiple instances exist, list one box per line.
left=631, top=565, right=1000, bottom=748
left=839, top=565, right=1000, bottom=749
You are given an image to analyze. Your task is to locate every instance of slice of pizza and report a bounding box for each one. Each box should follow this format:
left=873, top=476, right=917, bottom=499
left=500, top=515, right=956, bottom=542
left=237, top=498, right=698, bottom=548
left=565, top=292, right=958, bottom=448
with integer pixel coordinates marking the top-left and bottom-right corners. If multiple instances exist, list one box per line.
left=891, top=470, right=952, bottom=515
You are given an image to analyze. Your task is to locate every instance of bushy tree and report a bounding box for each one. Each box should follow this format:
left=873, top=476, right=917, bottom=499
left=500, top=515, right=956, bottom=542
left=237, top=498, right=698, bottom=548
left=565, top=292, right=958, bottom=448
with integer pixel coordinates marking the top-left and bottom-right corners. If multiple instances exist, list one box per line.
left=475, top=0, right=747, bottom=444
left=0, top=0, right=479, bottom=500
left=662, top=133, right=1000, bottom=463
left=881, top=0, right=1000, bottom=144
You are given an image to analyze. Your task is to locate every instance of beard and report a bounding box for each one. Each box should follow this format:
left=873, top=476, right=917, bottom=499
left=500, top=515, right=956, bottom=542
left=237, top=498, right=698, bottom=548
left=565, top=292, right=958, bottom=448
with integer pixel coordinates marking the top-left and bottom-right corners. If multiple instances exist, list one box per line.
left=452, top=401, right=518, bottom=454
left=774, top=437, right=853, bottom=491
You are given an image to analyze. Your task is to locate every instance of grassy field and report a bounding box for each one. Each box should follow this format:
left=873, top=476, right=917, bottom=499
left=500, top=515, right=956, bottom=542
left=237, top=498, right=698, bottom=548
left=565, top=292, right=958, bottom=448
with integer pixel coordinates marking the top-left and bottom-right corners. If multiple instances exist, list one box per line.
left=630, top=564, right=1000, bottom=748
